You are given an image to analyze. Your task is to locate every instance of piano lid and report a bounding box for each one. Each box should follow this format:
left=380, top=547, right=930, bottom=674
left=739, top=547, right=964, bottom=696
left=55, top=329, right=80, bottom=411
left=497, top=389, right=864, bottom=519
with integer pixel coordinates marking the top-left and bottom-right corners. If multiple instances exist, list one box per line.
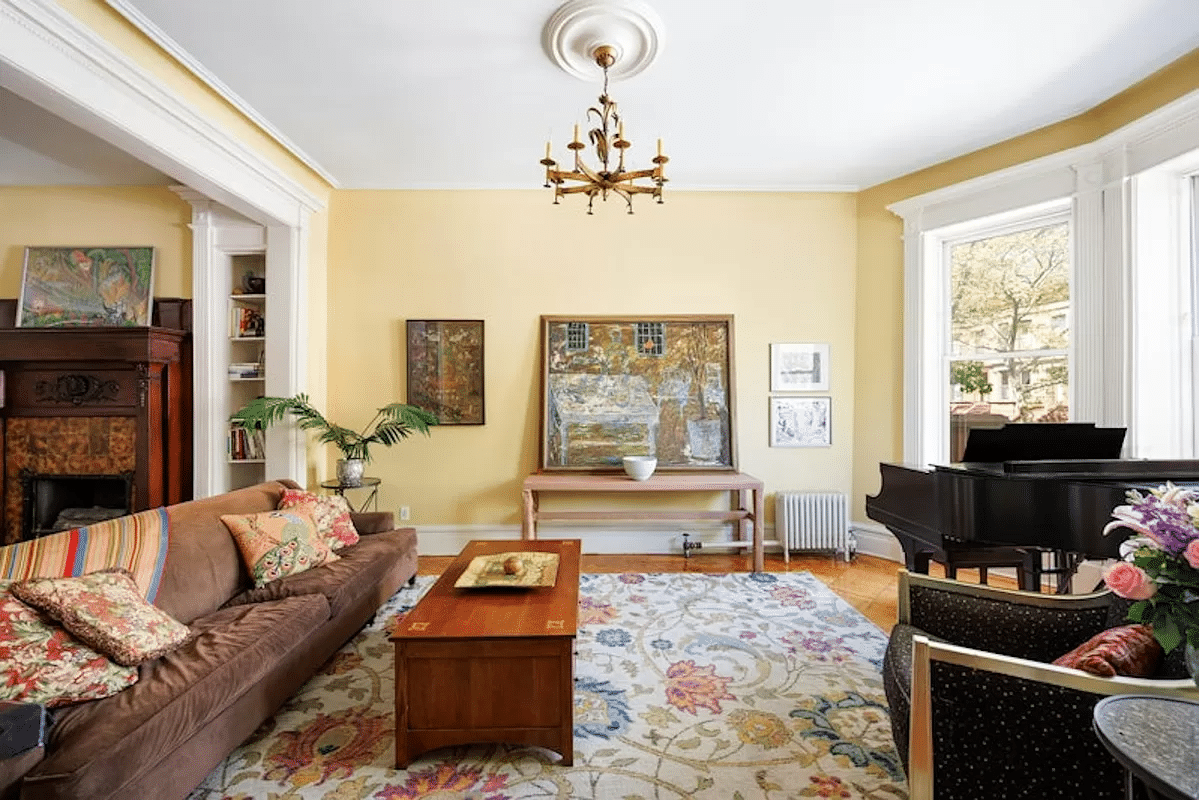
left=959, top=422, right=1126, bottom=463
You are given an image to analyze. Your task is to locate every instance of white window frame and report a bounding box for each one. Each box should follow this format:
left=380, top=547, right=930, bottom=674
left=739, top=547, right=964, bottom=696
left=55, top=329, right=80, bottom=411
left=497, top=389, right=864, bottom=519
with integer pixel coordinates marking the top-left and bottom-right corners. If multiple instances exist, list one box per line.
left=916, top=200, right=1074, bottom=464
left=1127, top=157, right=1199, bottom=458
left=890, top=87, right=1199, bottom=467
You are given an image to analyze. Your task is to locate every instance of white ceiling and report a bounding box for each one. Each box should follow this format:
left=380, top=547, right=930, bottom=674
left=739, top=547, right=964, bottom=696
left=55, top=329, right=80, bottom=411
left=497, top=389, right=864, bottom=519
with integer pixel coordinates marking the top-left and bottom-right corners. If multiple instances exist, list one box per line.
left=7, top=0, right=1199, bottom=190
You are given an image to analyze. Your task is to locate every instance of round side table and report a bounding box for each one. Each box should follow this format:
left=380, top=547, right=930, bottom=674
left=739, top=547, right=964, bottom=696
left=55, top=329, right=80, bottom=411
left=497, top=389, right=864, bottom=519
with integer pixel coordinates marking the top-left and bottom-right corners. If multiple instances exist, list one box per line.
left=319, top=476, right=380, bottom=513
left=1093, top=694, right=1199, bottom=800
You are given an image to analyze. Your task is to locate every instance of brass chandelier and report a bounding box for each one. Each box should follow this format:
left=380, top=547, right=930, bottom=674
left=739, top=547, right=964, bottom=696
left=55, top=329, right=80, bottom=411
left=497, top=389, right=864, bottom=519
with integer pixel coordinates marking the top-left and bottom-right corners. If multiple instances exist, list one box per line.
left=540, top=45, right=667, bottom=215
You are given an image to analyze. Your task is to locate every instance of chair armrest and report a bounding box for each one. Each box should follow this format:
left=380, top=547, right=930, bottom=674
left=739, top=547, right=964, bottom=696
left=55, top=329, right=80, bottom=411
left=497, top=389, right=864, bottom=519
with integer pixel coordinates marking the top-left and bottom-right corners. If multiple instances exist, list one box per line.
left=350, top=511, right=395, bottom=534
left=907, top=635, right=1198, bottom=800
left=899, top=569, right=1112, bottom=661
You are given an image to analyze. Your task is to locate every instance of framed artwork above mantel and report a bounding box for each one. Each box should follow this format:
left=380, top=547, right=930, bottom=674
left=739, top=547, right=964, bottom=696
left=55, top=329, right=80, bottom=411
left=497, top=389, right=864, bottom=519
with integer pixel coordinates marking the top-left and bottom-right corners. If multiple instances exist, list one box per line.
left=539, top=314, right=737, bottom=473
left=18, top=246, right=155, bottom=328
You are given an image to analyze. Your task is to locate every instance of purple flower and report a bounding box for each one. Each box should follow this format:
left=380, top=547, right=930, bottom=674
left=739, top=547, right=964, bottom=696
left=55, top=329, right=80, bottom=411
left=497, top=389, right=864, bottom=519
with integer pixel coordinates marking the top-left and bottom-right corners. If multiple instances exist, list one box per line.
left=1103, top=484, right=1199, bottom=557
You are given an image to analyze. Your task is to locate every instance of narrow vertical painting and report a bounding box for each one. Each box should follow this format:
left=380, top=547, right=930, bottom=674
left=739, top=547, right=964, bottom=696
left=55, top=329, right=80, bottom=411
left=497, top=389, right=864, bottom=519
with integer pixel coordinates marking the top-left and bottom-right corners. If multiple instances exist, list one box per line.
left=540, top=315, right=737, bottom=472
left=18, top=246, right=155, bottom=327
left=406, top=320, right=485, bottom=425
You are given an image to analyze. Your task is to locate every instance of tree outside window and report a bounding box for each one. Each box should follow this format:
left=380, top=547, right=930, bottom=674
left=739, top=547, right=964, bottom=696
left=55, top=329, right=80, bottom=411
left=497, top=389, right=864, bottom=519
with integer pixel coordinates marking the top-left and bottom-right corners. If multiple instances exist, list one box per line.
left=948, top=220, right=1071, bottom=457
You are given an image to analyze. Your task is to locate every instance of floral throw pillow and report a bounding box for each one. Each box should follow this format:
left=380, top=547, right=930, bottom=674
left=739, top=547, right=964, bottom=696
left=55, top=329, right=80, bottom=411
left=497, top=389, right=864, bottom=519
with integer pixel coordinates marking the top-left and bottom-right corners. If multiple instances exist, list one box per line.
left=277, top=488, right=360, bottom=550
left=221, top=509, right=339, bottom=587
left=11, top=570, right=192, bottom=667
left=0, top=581, right=138, bottom=706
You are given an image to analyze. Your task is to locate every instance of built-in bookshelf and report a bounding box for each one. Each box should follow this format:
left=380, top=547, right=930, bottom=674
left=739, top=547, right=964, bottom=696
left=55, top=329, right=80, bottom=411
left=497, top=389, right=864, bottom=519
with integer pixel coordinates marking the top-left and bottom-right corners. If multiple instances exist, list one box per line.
left=228, top=254, right=267, bottom=481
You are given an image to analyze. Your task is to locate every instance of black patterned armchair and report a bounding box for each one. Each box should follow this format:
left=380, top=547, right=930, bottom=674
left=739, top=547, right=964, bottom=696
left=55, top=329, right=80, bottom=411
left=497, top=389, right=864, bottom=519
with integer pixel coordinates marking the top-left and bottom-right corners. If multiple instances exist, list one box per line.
left=883, top=569, right=1198, bottom=800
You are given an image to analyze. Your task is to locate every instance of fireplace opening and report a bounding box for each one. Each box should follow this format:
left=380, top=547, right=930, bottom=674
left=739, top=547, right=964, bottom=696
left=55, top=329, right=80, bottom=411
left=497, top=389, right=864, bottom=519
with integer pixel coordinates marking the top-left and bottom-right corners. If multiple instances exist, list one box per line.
left=20, top=471, right=134, bottom=541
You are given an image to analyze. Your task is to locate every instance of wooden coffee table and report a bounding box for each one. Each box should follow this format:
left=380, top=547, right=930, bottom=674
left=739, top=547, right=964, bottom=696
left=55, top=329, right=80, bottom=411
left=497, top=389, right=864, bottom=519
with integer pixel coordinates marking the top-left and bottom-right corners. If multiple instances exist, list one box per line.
left=390, top=539, right=580, bottom=767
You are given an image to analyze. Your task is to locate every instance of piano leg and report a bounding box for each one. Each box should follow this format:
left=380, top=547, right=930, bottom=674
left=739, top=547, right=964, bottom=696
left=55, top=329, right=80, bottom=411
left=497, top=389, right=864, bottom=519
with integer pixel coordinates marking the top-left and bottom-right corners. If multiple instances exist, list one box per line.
left=1018, top=549, right=1084, bottom=593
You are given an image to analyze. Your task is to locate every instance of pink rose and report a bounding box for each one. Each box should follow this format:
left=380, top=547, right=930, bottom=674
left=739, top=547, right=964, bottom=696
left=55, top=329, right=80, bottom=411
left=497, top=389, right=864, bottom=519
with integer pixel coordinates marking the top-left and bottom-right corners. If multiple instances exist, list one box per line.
left=1185, top=539, right=1199, bottom=570
left=1104, top=561, right=1157, bottom=600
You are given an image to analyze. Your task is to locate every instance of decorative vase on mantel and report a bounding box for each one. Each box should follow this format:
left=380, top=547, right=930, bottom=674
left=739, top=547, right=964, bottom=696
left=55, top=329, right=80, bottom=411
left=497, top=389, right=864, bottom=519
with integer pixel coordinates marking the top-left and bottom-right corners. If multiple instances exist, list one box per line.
left=336, top=458, right=364, bottom=488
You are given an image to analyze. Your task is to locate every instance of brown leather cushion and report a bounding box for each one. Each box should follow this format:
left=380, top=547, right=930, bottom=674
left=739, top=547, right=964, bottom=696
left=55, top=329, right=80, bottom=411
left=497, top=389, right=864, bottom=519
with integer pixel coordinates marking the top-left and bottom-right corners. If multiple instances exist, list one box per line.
left=222, top=527, right=416, bottom=618
left=26, top=593, right=330, bottom=800
left=156, top=480, right=298, bottom=625
left=1051, top=624, right=1162, bottom=677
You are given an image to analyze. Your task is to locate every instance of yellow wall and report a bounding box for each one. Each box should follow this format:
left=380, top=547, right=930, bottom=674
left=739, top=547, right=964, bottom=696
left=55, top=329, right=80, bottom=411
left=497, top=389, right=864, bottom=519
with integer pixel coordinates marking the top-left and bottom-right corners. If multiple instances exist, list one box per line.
left=850, top=48, right=1199, bottom=520
left=0, top=186, right=192, bottom=299
left=328, top=190, right=858, bottom=524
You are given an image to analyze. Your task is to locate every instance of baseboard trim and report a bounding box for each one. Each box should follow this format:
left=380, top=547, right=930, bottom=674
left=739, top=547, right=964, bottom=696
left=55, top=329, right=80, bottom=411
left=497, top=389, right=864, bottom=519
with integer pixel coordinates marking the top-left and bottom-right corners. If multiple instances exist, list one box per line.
left=412, top=520, right=906, bottom=562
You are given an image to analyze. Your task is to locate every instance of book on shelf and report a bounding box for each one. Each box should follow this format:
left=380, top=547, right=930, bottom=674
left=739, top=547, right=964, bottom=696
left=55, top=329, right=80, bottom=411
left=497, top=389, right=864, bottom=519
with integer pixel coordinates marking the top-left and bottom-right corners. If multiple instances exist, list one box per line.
left=230, top=306, right=265, bottom=338
left=228, top=424, right=266, bottom=461
left=228, top=362, right=262, bottom=379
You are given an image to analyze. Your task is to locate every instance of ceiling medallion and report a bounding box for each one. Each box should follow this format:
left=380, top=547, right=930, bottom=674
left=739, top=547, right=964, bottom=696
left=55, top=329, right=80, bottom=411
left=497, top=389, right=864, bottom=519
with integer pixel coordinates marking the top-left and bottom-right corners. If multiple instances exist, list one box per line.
left=540, top=0, right=668, bottom=215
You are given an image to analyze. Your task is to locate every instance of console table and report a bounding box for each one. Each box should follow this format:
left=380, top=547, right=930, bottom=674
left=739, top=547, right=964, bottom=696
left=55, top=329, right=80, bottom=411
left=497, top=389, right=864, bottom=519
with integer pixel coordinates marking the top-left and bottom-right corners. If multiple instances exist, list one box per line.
left=521, top=472, right=770, bottom=571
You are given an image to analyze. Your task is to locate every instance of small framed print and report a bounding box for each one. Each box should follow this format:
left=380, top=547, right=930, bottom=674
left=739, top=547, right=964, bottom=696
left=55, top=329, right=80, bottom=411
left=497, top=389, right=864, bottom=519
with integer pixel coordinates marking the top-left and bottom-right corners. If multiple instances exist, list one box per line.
left=770, top=342, right=829, bottom=392
left=770, top=396, right=831, bottom=447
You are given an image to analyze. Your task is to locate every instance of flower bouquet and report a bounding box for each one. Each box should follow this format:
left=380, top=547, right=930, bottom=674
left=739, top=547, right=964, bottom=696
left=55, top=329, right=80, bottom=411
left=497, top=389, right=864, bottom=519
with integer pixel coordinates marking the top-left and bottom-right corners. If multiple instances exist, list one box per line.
left=1103, top=483, right=1199, bottom=677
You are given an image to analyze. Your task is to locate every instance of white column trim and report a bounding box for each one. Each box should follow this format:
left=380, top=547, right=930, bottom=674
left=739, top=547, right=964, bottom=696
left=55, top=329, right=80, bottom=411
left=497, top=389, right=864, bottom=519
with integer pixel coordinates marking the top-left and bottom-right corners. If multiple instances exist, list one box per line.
left=265, top=223, right=308, bottom=482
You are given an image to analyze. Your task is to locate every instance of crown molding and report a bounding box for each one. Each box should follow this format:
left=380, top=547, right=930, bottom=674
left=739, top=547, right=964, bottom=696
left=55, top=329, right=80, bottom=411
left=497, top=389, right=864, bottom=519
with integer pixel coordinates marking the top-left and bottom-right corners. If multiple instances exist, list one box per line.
left=104, top=0, right=341, bottom=190
left=887, top=86, right=1199, bottom=224
left=1, top=0, right=324, bottom=225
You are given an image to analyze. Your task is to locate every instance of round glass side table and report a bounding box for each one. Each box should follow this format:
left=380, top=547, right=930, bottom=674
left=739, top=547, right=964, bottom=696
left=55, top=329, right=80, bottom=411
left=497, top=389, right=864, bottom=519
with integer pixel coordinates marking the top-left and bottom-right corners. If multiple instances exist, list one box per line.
left=319, top=476, right=380, bottom=513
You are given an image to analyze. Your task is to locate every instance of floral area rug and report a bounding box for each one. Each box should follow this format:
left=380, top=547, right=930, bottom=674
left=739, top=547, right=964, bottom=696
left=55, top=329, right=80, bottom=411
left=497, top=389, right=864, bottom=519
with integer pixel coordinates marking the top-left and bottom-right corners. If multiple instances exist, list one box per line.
left=190, top=572, right=908, bottom=800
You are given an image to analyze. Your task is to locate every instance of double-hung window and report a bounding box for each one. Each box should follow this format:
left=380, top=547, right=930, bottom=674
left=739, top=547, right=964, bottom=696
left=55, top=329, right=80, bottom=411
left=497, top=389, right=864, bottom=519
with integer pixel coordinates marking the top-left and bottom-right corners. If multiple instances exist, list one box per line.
left=944, top=212, right=1072, bottom=460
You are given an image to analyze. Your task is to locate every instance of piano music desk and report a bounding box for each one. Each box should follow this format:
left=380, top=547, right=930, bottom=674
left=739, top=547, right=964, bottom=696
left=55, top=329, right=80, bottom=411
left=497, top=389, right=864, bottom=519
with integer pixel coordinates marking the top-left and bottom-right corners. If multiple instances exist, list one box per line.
left=521, top=472, right=770, bottom=571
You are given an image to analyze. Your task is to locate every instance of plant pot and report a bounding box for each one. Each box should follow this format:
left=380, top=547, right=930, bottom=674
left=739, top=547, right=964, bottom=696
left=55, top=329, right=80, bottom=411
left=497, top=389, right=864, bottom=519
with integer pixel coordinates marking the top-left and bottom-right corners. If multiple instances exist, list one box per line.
left=336, top=458, right=364, bottom=487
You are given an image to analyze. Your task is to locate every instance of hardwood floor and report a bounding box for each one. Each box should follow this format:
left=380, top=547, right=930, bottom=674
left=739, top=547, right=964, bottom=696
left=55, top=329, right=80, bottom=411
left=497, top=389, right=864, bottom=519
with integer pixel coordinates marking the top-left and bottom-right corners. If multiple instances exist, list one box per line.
left=417, top=549, right=1017, bottom=633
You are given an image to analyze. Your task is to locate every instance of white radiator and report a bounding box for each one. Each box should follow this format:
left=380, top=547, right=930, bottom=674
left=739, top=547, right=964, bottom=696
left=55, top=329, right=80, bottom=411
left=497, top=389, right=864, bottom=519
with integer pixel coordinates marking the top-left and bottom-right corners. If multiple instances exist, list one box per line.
left=776, top=491, right=851, bottom=561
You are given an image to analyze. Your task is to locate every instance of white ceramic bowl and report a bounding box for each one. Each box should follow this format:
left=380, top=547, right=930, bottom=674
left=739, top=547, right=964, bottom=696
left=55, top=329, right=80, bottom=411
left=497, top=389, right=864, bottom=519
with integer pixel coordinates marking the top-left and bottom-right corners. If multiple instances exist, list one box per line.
left=622, top=455, right=657, bottom=481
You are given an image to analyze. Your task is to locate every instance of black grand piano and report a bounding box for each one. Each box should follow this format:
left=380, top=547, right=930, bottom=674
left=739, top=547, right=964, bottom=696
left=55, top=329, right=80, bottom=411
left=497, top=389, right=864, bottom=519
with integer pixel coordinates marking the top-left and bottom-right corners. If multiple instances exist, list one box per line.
left=865, top=422, right=1199, bottom=592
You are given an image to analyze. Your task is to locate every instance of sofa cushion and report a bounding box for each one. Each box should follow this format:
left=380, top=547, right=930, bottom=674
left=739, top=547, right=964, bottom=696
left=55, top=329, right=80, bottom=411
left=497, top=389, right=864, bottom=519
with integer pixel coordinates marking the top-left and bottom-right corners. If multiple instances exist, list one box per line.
left=12, top=571, right=191, bottom=667
left=223, top=527, right=417, bottom=618
left=25, top=593, right=331, bottom=800
left=157, top=480, right=299, bottom=625
left=0, top=583, right=137, bottom=708
left=1051, top=624, right=1162, bottom=677
left=221, top=509, right=338, bottom=587
left=278, top=489, right=360, bottom=550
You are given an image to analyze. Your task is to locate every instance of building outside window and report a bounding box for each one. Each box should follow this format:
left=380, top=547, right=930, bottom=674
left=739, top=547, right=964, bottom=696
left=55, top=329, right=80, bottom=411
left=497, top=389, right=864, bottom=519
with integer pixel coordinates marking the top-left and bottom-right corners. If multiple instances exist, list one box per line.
left=945, top=217, right=1072, bottom=460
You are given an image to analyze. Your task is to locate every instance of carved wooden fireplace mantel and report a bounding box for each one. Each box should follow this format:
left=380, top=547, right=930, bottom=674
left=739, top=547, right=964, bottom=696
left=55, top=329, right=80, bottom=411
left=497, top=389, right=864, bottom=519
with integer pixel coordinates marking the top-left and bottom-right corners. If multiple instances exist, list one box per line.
left=0, top=304, right=192, bottom=544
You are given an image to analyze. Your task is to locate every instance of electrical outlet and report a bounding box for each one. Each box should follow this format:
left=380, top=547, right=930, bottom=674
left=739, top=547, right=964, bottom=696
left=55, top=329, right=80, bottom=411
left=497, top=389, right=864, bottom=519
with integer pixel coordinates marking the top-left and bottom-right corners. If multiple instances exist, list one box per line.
left=399, top=506, right=410, bottom=521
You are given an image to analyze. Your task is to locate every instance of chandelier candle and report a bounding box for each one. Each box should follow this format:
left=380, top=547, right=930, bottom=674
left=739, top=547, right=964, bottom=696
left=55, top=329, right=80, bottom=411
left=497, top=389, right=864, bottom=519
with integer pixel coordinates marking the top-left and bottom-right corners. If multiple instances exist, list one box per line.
left=540, top=44, right=667, bottom=214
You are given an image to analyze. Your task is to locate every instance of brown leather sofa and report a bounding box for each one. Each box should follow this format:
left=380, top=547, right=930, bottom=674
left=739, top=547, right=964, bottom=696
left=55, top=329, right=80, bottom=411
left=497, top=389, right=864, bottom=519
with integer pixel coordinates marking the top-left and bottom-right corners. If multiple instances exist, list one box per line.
left=2, top=479, right=418, bottom=800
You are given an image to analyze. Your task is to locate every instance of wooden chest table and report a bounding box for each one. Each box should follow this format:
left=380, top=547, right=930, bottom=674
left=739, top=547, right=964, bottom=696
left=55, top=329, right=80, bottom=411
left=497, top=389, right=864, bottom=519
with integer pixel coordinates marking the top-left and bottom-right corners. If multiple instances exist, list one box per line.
left=390, top=539, right=580, bottom=767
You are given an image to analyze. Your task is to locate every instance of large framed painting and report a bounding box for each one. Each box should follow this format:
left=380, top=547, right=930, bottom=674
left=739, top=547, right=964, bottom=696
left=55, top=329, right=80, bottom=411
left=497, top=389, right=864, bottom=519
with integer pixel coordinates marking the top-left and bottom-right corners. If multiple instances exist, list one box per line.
left=18, top=246, right=155, bottom=327
left=406, top=319, right=485, bottom=425
left=540, top=314, right=737, bottom=472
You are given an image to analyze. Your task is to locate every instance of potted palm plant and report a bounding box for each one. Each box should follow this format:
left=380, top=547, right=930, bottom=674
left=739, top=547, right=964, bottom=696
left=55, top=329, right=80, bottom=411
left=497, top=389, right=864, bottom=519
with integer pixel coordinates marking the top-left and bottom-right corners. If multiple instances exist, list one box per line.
left=230, top=393, right=438, bottom=486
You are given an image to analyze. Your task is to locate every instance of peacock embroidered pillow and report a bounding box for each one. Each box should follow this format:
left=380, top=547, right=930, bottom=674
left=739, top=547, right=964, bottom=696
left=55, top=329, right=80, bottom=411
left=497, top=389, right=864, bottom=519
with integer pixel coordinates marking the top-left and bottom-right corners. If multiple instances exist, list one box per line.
left=221, top=509, right=338, bottom=587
